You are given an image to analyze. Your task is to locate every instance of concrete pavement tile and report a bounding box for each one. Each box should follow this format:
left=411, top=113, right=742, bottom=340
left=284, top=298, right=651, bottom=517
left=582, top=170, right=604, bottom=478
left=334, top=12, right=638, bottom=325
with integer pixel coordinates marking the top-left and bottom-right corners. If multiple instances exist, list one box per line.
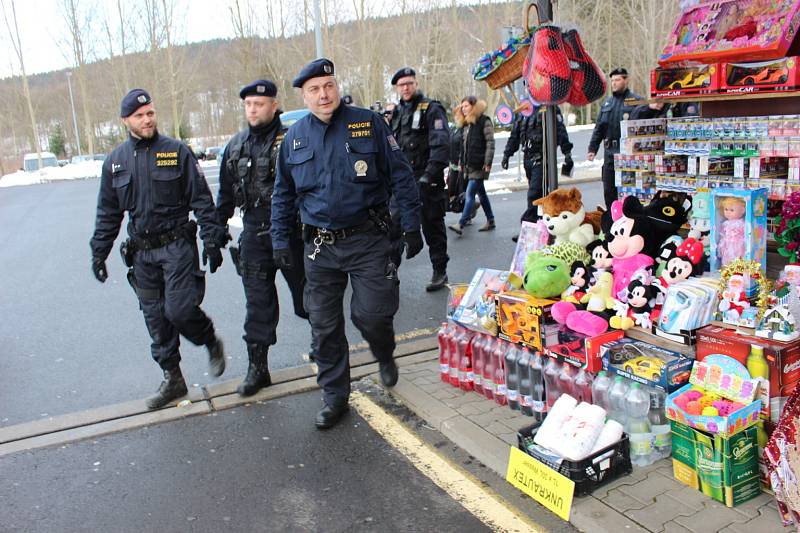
left=440, top=396, right=467, bottom=410
left=720, top=504, right=785, bottom=533
left=439, top=416, right=510, bottom=475
left=387, top=379, right=457, bottom=431
left=484, top=422, right=512, bottom=439
left=591, top=463, right=654, bottom=498
left=571, top=496, right=649, bottom=533
left=498, top=432, right=518, bottom=446
left=617, top=472, right=675, bottom=504
left=673, top=501, right=750, bottom=533
left=431, top=388, right=458, bottom=401
left=626, top=493, right=700, bottom=532
left=664, top=484, right=708, bottom=512
left=416, top=381, right=445, bottom=394
left=454, top=402, right=486, bottom=417
left=662, top=521, right=694, bottom=533
left=602, top=488, right=649, bottom=512
left=464, top=411, right=500, bottom=428
left=727, top=492, right=773, bottom=519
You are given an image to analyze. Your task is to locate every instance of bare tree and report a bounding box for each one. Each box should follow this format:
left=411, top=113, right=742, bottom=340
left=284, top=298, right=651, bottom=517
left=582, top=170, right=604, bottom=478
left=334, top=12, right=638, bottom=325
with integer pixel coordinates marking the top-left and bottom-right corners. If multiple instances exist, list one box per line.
left=61, top=0, right=96, bottom=155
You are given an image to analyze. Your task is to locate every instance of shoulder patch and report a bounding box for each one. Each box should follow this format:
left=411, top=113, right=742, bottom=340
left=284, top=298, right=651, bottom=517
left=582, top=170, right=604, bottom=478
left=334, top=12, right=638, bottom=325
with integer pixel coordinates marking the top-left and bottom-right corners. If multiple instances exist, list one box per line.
left=434, top=119, right=444, bottom=130
left=292, top=137, right=308, bottom=150
left=387, top=134, right=400, bottom=151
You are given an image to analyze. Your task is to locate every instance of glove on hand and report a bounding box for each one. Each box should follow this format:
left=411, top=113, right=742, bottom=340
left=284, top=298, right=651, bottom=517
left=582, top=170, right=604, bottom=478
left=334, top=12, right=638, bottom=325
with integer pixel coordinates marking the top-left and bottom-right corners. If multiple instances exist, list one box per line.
left=403, top=231, right=424, bottom=260
left=273, top=248, right=293, bottom=270
left=92, top=258, right=108, bottom=283
left=202, top=244, right=224, bottom=274
left=501, top=157, right=509, bottom=170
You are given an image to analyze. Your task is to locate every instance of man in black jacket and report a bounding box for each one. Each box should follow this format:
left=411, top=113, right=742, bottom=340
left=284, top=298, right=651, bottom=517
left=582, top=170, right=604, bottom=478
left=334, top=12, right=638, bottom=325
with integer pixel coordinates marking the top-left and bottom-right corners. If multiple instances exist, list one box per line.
left=90, top=89, right=228, bottom=409
left=502, top=105, right=573, bottom=230
left=588, top=67, right=642, bottom=209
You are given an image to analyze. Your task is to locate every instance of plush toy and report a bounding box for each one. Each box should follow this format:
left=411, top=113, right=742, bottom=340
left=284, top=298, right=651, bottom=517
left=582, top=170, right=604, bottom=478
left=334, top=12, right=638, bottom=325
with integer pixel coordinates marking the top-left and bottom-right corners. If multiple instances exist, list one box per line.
left=655, top=237, right=706, bottom=295
left=533, top=187, right=598, bottom=247
left=655, top=236, right=683, bottom=278
left=611, top=275, right=658, bottom=330
left=643, top=191, right=692, bottom=256
left=562, top=261, right=591, bottom=303
left=551, top=271, right=614, bottom=337
left=523, top=251, right=571, bottom=299
left=587, top=239, right=612, bottom=282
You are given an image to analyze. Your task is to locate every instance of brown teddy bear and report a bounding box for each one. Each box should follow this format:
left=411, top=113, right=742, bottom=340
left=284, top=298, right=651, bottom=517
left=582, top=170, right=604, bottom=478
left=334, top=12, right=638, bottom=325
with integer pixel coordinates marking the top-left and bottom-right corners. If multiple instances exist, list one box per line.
left=533, top=187, right=599, bottom=247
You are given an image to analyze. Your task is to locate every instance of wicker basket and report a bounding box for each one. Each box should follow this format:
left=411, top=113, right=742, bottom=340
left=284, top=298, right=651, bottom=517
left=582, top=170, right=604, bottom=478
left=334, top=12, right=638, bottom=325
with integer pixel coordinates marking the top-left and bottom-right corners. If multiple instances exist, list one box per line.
left=483, top=3, right=539, bottom=90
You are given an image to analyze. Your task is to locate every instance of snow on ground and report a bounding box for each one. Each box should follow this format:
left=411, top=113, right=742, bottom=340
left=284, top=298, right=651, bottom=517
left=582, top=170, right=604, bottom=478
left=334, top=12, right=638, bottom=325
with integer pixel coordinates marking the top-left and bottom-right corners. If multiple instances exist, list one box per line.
left=0, top=161, right=103, bottom=188
left=494, top=122, right=595, bottom=140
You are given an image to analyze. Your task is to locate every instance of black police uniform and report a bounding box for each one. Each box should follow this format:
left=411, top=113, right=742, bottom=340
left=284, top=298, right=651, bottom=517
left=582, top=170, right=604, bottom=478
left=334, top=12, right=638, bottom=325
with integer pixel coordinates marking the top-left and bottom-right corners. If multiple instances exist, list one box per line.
left=588, top=87, right=641, bottom=208
left=90, top=131, right=226, bottom=372
left=271, top=101, right=421, bottom=411
left=503, top=107, right=573, bottom=222
left=390, top=91, right=449, bottom=283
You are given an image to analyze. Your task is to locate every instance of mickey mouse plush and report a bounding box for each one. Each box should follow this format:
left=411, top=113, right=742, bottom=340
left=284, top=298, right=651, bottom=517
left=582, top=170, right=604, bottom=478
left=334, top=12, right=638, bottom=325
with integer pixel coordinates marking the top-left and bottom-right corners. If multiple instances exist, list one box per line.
left=611, top=276, right=658, bottom=330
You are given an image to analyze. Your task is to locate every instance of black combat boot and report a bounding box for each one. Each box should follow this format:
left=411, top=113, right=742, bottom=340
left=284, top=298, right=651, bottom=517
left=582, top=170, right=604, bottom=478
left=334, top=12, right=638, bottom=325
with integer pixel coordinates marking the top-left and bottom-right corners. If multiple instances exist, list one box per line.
left=145, top=368, right=188, bottom=409
left=237, top=343, right=272, bottom=397
left=206, top=337, right=226, bottom=377
left=426, top=270, right=448, bottom=292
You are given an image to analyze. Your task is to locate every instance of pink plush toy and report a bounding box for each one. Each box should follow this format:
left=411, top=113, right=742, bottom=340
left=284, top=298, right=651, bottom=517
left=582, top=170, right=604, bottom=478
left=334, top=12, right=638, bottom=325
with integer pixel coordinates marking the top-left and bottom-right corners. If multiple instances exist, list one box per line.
left=717, top=196, right=746, bottom=267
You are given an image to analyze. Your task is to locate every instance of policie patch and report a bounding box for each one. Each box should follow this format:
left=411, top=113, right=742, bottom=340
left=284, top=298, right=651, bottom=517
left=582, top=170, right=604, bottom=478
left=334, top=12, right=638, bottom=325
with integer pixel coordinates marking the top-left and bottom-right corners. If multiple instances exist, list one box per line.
left=347, top=121, right=372, bottom=138
left=155, top=151, right=178, bottom=167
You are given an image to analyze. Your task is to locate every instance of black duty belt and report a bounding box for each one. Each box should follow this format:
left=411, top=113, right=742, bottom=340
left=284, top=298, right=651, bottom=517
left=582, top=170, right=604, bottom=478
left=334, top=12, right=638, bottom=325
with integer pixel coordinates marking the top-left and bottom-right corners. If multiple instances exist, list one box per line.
left=308, top=220, right=375, bottom=245
left=131, top=221, right=196, bottom=251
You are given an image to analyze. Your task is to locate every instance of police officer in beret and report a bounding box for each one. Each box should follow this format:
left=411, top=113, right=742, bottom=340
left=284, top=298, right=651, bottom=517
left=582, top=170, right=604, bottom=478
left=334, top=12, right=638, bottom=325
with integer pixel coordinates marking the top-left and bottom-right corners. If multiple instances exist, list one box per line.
left=216, top=80, right=310, bottom=397
left=390, top=67, right=450, bottom=292
left=588, top=67, right=642, bottom=208
left=90, top=89, right=228, bottom=409
left=271, top=58, right=423, bottom=429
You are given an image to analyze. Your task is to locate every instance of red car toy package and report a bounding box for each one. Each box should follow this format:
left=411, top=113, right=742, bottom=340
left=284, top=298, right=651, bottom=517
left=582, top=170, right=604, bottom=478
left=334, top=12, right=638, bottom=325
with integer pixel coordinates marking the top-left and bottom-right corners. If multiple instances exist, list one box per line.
left=721, top=57, right=800, bottom=94
left=651, top=64, right=720, bottom=98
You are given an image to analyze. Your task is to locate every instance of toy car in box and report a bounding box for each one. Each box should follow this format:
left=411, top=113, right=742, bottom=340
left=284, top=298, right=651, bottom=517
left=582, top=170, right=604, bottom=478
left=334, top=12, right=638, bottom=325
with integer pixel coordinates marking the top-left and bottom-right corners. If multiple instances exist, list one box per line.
left=495, top=290, right=555, bottom=350
left=451, top=268, right=512, bottom=335
left=651, top=64, right=719, bottom=98
left=601, top=338, right=694, bottom=392
left=545, top=328, right=623, bottom=372
left=721, top=57, right=799, bottom=94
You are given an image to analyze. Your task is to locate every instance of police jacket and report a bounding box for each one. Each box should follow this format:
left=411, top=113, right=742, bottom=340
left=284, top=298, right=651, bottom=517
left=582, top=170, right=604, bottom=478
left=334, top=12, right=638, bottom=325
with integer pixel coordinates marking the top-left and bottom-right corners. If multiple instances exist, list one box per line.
left=503, top=107, right=573, bottom=163
left=390, top=91, right=449, bottom=184
left=90, top=131, right=224, bottom=261
left=270, top=100, right=422, bottom=251
left=217, top=116, right=284, bottom=227
left=588, top=88, right=641, bottom=154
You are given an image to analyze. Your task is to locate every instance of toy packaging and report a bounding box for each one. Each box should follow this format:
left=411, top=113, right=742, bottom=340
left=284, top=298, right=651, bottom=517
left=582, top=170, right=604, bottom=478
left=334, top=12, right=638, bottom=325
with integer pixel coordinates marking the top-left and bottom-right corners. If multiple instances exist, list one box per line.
left=509, top=220, right=550, bottom=279
left=721, top=56, right=800, bottom=94
left=655, top=277, right=720, bottom=344
left=709, top=188, right=768, bottom=271
left=545, top=328, right=624, bottom=372
left=495, top=290, right=555, bottom=350
left=447, top=283, right=469, bottom=319
left=671, top=422, right=761, bottom=508
left=659, top=0, right=800, bottom=66
left=601, top=338, right=694, bottom=393
left=651, top=64, right=720, bottom=98
left=451, top=269, right=513, bottom=335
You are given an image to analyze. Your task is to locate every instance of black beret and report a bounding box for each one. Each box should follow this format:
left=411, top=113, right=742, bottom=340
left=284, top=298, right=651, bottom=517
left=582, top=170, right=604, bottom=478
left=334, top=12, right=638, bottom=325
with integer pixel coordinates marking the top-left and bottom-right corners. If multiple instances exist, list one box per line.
left=292, top=58, right=335, bottom=88
left=120, top=89, right=152, bottom=118
left=609, top=67, right=629, bottom=77
left=239, top=79, right=277, bottom=99
left=391, top=67, right=416, bottom=85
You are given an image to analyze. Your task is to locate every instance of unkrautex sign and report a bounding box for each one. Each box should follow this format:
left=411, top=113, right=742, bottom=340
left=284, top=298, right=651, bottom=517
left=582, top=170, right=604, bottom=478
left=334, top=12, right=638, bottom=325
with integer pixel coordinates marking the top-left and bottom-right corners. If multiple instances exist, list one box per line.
left=506, top=447, right=575, bottom=521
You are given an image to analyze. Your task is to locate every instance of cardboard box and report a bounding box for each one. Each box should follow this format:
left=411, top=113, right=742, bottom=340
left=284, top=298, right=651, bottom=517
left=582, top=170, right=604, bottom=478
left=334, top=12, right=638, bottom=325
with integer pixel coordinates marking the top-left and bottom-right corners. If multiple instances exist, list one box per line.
left=696, top=325, right=800, bottom=423
left=451, top=268, right=513, bottom=335
left=601, top=338, right=694, bottom=393
left=495, top=291, right=555, bottom=351
left=671, top=421, right=761, bottom=508
left=720, top=57, right=800, bottom=94
left=545, top=328, right=624, bottom=372
left=709, top=188, right=768, bottom=271
left=651, top=64, right=720, bottom=98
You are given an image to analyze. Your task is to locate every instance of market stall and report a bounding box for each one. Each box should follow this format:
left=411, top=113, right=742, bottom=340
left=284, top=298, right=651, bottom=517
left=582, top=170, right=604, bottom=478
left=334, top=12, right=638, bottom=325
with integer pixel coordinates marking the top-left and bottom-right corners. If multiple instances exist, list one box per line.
left=450, top=0, right=800, bottom=526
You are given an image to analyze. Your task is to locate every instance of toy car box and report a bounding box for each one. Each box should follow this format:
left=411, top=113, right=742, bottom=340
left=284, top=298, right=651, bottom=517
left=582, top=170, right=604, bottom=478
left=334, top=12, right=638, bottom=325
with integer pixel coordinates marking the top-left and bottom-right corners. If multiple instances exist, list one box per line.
left=545, top=328, right=624, bottom=372
left=601, top=338, right=694, bottom=393
left=720, top=56, right=800, bottom=94
left=451, top=269, right=513, bottom=336
left=651, top=64, right=720, bottom=98
left=495, top=290, right=555, bottom=351
left=670, top=421, right=761, bottom=508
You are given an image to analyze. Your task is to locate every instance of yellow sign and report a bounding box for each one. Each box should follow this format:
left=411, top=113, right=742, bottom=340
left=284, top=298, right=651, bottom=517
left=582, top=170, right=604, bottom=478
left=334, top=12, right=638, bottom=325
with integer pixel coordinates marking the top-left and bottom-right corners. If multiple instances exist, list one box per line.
left=506, top=447, right=575, bottom=521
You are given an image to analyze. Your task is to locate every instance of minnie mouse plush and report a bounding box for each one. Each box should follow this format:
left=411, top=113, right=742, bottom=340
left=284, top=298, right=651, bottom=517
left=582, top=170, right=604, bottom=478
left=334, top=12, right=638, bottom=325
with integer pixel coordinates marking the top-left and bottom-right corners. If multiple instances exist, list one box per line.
left=654, top=237, right=706, bottom=301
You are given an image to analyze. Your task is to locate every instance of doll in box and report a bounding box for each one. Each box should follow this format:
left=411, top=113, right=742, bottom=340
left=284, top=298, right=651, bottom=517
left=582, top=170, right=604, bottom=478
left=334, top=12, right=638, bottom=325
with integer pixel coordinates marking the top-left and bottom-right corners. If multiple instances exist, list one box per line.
left=718, top=197, right=747, bottom=266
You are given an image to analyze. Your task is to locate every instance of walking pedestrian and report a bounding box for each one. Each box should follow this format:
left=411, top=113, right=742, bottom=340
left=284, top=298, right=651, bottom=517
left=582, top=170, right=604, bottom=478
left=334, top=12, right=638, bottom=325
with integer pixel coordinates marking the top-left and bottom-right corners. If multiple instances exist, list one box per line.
left=271, top=59, right=423, bottom=429
left=90, top=89, right=228, bottom=409
left=448, top=96, right=495, bottom=235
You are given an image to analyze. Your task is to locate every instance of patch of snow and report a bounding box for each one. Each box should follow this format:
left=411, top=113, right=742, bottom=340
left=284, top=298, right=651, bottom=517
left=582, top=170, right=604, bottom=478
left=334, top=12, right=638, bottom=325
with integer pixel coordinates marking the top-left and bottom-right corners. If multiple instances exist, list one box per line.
left=0, top=161, right=103, bottom=188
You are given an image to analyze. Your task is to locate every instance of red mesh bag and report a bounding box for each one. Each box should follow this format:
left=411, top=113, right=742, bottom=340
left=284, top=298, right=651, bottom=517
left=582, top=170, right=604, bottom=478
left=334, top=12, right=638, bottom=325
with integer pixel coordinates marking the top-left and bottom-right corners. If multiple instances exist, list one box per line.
left=525, top=25, right=571, bottom=105
left=562, top=28, right=607, bottom=106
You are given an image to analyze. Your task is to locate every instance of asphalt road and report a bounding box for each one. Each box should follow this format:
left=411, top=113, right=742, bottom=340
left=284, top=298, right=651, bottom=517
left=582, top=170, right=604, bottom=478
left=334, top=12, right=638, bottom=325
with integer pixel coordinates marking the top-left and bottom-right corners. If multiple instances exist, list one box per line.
left=0, top=133, right=601, bottom=428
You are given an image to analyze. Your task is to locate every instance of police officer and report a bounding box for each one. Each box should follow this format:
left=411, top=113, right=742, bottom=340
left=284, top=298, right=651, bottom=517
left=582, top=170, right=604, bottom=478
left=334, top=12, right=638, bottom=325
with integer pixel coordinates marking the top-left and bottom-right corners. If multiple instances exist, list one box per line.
left=90, top=89, right=228, bottom=409
left=502, top=105, right=573, bottom=230
left=390, top=67, right=450, bottom=292
left=271, top=59, right=422, bottom=429
left=216, top=79, right=309, bottom=397
left=588, top=67, right=642, bottom=208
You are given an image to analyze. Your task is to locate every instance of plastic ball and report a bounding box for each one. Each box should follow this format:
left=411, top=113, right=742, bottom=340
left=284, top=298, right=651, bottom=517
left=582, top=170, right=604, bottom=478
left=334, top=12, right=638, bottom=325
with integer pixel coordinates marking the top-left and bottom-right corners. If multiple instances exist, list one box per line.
left=684, top=390, right=703, bottom=401
left=698, top=396, right=714, bottom=409
left=702, top=406, right=719, bottom=416
left=686, top=401, right=703, bottom=415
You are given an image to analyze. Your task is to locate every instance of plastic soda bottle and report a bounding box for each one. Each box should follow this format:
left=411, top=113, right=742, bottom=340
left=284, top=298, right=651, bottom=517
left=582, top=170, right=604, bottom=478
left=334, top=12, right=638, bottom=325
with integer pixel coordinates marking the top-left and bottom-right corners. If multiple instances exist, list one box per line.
left=608, top=376, right=630, bottom=427
left=591, top=371, right=613, bottom=412
left=558, top=362, right=576, bottom=400
left=746, top=344, right=769, bottom=380
left=625, top=383, right=654, bottom=466
left=458, top=332, right=474, bottom=392
left=471, top=334, right=486, bottom=396
left=493, top=339, right=507, bottom=406
left=447, top=326, right=461, bottom=388
left=504, top=344, right=521, bottom=410
left=530, top=353, right=547, bottom=422
left=647, top=386, right=671, bottom=460
left=517, top=347, right=534, bottom=417
left=574, top=368, right=594, bottom=404
left=482, top=337, right=497, bottom=401
left=543, top=358, right=562, bottom=408
left=437, top=322, right=451, bottom=383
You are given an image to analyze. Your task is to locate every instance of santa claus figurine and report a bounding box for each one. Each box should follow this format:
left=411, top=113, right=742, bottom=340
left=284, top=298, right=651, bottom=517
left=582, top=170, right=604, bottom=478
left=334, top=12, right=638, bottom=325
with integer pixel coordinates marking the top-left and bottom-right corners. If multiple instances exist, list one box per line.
left=719, top=273, right=750, bottom=322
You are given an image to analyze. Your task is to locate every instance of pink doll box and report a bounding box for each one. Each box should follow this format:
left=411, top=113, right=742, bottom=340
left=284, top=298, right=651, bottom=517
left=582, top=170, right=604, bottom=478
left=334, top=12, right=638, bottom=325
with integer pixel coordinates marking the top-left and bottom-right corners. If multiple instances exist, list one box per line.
left=709, top=187, right=768, bottom=271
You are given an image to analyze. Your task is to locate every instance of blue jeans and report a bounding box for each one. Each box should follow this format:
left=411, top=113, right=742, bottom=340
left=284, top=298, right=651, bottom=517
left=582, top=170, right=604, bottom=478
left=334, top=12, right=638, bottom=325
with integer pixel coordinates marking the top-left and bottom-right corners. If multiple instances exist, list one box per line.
left=459, top=179, right=494, bottom=226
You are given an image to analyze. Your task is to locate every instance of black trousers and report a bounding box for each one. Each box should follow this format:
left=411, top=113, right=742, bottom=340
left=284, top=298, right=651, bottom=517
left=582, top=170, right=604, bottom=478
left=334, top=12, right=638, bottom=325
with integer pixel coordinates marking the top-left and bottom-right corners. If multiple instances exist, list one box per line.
left=132, top=239, right=215, bottom=371
left=601, top=151, right=618, bottom=209
left=392, top=182, right=449, bottom=273
left=303, top=230, right=398, bottom=407
left=237, top=224, right=307, bottom=347
left=520, top=158, right=544, bottom=223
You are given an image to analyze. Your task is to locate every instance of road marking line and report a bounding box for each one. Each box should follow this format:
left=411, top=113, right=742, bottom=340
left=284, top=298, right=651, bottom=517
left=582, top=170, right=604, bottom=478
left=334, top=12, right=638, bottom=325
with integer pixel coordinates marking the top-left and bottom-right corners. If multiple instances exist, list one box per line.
left=350, top=391, right=544, bottom=533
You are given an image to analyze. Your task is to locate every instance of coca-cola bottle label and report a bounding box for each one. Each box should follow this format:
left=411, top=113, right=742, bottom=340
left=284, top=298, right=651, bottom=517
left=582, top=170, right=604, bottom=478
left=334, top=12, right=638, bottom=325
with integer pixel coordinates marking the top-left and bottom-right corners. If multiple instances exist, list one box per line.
left=497, top=384, right=507, bottom=396
left=532, top=400, right=545, bottom=412
left=507, top=389, right=519, bottom=401
left=449, top=367, right=458, bottom=378
left=521, top=395, right=532, bottom=407
left=466, top=371, right=474, bottom=382
left=439, top=363, right=449, bottom=374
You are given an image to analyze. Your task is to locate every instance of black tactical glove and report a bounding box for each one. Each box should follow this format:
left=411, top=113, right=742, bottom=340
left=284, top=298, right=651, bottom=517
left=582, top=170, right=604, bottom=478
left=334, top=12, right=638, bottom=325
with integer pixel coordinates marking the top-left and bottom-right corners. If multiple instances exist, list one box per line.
left=202, top=244, right=224, bottom=274
left=417, top=174, right=431, bottom=189
left=92, top=257, right=108, bottom=283
left=273, top=248, right=293, bottom=270
left=561, top=153, right=574, bottom=177
left=501, top=157, right=509, bottom=170
left=403, top=230, right=424, bottom=260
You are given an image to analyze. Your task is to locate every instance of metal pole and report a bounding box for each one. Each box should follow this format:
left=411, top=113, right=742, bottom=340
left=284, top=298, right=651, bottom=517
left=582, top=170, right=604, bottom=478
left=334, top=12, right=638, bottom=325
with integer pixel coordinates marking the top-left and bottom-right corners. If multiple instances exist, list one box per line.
left=313, top=0, right=323, bottom=59
left=538, top=0, right=558, bottom=195
left=66, top=71, right=81, bottom=157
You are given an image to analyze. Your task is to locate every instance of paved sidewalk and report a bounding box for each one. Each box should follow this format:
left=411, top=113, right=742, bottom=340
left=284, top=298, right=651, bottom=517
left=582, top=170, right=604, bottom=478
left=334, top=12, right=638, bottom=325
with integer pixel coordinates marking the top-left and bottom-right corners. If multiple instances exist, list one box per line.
left=386, top=351, right=783, bottom=533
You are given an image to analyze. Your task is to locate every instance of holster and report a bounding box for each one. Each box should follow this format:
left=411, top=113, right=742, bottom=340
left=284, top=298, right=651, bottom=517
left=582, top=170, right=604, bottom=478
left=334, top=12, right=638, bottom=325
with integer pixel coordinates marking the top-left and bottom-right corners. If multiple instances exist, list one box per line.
left=368, top=205, right=392, bottom=235
left=119, top=240, right=135, bottom=268
left=229, top=246, right=243, bottom=277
